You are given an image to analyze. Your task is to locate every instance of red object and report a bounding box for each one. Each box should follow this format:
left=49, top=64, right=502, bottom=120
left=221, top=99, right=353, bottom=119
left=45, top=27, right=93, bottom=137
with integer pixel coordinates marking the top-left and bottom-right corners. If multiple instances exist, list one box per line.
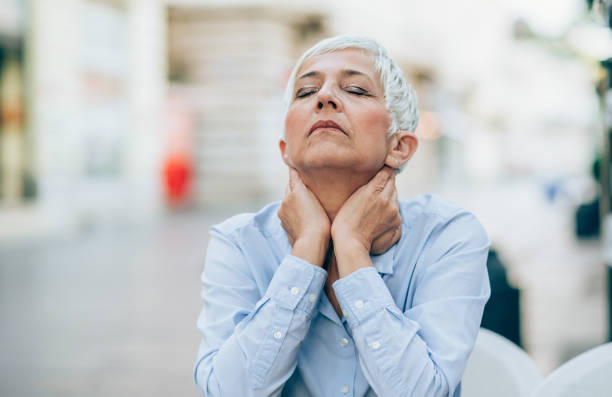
left=163, top=153, right=192, bottom=205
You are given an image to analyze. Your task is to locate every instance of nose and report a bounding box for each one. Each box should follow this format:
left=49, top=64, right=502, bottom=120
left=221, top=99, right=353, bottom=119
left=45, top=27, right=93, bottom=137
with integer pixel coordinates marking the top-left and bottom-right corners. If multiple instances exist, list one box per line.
left=316, top=83, right=341, bottom=112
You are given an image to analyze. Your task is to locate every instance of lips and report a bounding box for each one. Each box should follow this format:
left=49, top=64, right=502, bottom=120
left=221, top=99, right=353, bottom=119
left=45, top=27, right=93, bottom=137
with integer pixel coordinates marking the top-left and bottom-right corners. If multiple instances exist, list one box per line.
left=309, top=120, right=346, bottom=135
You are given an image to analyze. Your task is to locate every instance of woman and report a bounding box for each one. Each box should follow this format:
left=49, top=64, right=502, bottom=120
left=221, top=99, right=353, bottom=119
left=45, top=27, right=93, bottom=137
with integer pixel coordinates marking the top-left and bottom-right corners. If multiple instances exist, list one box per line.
left=194, top=36, right=490, bottom=397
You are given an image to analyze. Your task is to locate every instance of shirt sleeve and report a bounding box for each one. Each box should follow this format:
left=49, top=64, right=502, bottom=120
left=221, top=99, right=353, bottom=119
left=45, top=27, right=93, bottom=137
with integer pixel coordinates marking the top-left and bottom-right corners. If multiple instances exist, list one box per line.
left=194, top=226, right=327, bottom=396
left=332, top=211, right=491, bottom=397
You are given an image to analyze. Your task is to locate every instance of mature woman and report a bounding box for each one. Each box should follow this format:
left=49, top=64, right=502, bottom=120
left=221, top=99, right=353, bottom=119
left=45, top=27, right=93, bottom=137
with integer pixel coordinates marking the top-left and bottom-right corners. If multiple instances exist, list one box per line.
left=194, top=36, right=490, bottom=397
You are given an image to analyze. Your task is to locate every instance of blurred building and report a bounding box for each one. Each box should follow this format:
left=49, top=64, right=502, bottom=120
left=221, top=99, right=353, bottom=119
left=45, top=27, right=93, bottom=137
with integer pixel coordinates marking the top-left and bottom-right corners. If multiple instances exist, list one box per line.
left=0, top=0, right=27, bottom=205
left=0, top=0, right=167, bottom=240
left=166, top=3, right=329, bottom=206
left=0, top=0, right=603, bottom=253
left=0, top=0, right=483, bottom=239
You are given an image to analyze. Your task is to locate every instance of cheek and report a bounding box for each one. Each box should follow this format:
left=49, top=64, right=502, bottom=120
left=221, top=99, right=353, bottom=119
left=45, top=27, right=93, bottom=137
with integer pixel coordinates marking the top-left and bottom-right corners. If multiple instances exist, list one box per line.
left=283, top=107, right=306, bottom=161
left=355, top=108, right=392, bottom=160
left=355, top=106, right=391, bottom=139
left=284, top=106, right=304, bottom=139
left=370, top=108, right=392, bottom=131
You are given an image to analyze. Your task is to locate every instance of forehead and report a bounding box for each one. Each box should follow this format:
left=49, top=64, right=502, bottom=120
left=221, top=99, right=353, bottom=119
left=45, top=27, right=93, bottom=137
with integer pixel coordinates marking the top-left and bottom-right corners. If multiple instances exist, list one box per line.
left=297, top=48, right=380, bottom=85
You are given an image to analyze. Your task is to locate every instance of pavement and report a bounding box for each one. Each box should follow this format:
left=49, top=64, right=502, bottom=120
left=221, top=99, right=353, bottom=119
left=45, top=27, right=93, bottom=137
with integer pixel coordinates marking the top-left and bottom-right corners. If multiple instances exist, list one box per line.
left=0, top=210, right=230, bottom=397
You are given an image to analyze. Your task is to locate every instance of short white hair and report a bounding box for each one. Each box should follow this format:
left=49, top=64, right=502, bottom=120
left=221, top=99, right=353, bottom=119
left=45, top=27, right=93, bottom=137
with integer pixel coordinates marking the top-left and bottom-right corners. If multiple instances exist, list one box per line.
left=283, top=35, right=419, bottom=135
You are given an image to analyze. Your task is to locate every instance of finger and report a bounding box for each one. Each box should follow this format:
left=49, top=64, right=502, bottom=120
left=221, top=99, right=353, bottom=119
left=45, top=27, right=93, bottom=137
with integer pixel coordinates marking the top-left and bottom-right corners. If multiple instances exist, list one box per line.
left=369, top=166, right=395, bottom=193
left=289, top=168, right=304, bottom=191
left=380, top=171, right=396, bottom=198
left=380, top=165, right=396, bottom=180
left=370, top=173, right=389, bottom=194
left=369, top=166, right=391, bottom=184
left=387, top=224, right=401, bottom=245
left=378, top=166, right=395, bottom=182
left=384, top=166, right=397, bottom=185
left=287, top=167, right=294, bottom=191
left=389, top=225, right=401, bottom=247
left=371, top=227, right=396, bottom=254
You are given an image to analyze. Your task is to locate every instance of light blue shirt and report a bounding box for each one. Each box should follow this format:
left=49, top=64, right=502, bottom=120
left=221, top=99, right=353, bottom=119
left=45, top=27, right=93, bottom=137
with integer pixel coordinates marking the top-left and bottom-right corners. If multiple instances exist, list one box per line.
left=194, top=194, right=491, bottom=397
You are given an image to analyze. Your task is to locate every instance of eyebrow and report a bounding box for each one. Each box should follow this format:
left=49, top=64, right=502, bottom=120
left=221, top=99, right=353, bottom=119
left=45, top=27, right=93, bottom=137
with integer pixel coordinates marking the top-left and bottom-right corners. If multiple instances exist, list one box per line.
left=297, top=69, right=371, bottom=81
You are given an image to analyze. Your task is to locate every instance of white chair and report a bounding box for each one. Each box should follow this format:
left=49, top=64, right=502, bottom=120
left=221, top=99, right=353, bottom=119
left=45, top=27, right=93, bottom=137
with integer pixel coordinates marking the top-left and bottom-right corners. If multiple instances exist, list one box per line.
left=462, top=328, right=542, bottom=397
left=529, top=342, right=612, bottom=397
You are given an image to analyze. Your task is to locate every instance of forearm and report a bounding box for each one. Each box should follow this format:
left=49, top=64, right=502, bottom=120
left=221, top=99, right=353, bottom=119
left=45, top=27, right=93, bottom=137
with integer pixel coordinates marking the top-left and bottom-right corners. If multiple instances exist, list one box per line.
left=332, top=268, right=449, bottom=396
left=332, top=267, right=488, bottom=397
left=195, top=255, right=327, bottom=396
left=329, top=200, right=491, bottom=396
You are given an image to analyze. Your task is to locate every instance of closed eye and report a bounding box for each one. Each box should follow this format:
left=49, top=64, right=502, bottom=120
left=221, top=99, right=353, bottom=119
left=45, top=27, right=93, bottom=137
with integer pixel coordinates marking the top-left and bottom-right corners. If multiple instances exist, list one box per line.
left=345, top=86, right=369, bottom=96
left=295, top=87, right=318, bottom=98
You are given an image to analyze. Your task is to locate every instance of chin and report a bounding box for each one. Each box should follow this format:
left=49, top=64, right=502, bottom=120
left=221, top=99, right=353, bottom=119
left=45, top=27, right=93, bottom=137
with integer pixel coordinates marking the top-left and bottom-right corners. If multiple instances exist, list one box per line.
left=290, top=143, right=385, bottom=173
left=297, top=146, right=353, bottom=168
left=301, top=159, right=355, bottom=170
left=298, top=155, right=381, bottom=174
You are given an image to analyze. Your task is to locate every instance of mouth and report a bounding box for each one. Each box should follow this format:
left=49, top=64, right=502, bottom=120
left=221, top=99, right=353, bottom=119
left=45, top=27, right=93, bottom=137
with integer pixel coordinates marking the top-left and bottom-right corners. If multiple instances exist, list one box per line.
left=309, top=120, right=346, bottom=136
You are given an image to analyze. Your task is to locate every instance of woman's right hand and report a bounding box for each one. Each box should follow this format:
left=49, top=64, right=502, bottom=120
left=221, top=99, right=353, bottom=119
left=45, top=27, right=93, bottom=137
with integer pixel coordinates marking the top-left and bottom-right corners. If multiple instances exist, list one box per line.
left=278, top=168, right=331, bottom=267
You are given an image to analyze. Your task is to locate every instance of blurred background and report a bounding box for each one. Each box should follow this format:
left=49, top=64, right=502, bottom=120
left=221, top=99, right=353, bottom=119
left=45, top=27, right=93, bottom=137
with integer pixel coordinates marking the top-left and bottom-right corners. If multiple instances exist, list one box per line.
left=1, top=0, right=611, bottom=395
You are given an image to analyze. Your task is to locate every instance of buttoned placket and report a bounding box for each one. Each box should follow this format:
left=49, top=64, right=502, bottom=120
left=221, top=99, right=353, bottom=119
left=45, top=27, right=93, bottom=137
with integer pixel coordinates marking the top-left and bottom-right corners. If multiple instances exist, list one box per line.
left=335, top=317, right=355, bottom=396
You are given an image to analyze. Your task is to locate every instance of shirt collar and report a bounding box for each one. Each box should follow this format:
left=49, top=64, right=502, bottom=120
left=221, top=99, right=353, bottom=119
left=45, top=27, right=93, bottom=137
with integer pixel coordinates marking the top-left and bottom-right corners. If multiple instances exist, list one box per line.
left=372, top=205, right=411, bottom=276
left=370, top=242, right=397, bottom=275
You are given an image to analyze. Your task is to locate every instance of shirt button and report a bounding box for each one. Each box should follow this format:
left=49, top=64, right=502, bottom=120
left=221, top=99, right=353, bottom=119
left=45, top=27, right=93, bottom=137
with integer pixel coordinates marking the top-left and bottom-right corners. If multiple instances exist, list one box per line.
left=273, top=331, right=282, bottom=339
left=341, top=385, right=350, bottom=394
left=290, top=287, right=300, bottom=295
left=341, top=308, right=348, bottom=318
left=340, top=338, right=349, bottom=347
left=371, top=341, right=381, bottom=350
left=308, top=294, right=316, bottom=302
left=355, top=300, right=364, bottom=309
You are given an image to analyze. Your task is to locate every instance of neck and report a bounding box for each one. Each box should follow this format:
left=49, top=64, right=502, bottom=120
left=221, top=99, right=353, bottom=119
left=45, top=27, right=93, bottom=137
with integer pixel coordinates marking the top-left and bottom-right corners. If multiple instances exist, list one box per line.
left=299, top=168, right=375, bottom=221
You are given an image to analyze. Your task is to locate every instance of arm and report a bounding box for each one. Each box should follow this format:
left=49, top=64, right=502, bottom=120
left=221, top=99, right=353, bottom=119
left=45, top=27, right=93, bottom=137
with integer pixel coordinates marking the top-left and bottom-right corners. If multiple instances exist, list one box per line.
left=333, top=211, right=490, bottom=396
left=194, top=226, right=327, bottom=397
left=195, top=169, right=331, bottom=396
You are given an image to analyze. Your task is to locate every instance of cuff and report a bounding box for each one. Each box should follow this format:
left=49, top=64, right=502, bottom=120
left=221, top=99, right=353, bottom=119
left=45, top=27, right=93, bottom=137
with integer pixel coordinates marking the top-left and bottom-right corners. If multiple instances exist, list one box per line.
left=266, top=255, right=327, bottom=314
left=332, top=266, right=395, bottom=329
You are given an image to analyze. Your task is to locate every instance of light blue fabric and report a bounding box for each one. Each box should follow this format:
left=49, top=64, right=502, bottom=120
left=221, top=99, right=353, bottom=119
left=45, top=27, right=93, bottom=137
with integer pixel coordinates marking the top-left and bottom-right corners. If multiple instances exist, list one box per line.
left=194, top=194, right=491, bottom=397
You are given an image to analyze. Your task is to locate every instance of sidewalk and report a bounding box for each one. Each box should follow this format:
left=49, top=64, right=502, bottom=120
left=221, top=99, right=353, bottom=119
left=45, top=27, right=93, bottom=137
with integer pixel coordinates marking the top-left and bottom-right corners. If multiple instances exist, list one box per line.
left=0, top=209, right=229, bottom=396
left=0, top=204, right=71, bottom=245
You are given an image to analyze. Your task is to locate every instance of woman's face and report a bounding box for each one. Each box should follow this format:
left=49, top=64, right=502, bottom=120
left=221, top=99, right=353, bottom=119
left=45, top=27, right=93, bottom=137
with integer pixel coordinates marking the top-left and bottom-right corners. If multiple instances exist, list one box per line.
left=282, top=49, right=393, bottom=174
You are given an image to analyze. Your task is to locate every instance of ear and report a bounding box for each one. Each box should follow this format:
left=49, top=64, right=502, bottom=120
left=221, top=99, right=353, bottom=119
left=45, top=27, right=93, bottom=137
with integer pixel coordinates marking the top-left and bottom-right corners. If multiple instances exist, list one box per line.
left=279, top=138, right=291, bottom=166
left=384, top=131, right=418, bottom=169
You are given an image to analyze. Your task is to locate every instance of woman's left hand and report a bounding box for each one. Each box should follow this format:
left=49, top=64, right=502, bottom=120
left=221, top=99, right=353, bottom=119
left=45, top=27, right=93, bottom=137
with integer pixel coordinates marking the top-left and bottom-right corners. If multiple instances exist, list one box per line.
left=331, top=166, right=402, bottom=277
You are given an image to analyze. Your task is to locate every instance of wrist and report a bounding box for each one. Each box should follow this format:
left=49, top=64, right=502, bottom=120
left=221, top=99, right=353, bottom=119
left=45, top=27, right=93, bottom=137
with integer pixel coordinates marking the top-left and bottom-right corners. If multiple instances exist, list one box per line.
left=332, top=238, right=372, bottom=278
left=331, top=228, right=370, bottom=254
left=292, top=233, right=330, bottom=267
